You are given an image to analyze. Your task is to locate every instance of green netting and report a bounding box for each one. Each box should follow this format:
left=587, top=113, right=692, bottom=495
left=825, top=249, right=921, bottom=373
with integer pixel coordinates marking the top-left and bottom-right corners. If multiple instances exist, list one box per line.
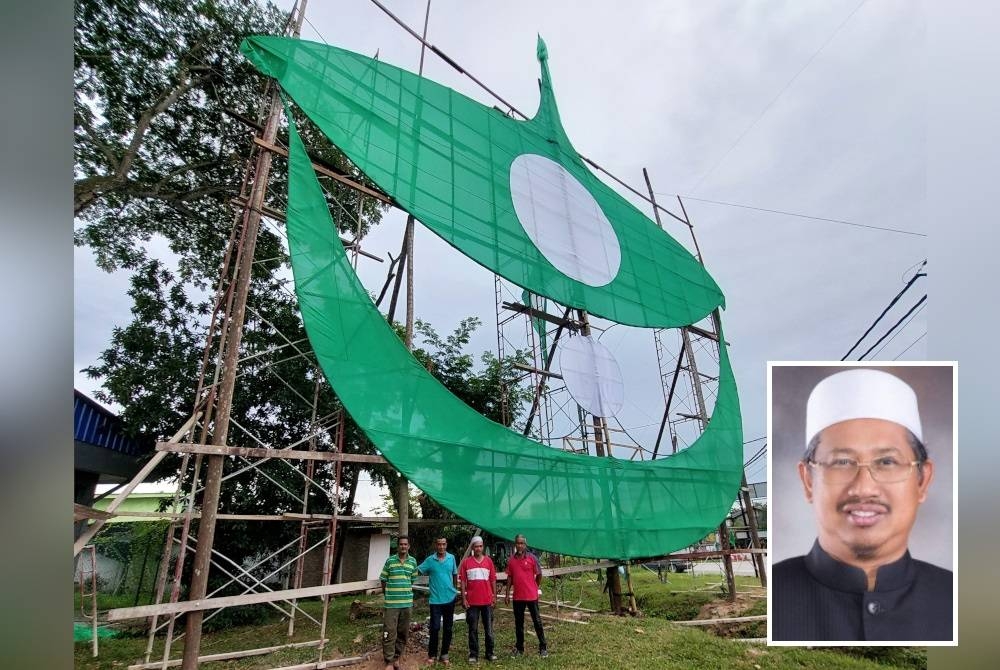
left=284, top=110, right=743, bottom=560
left=73, top=622, right=118, bottom=642
left=242, top=36, right=724, bottom=329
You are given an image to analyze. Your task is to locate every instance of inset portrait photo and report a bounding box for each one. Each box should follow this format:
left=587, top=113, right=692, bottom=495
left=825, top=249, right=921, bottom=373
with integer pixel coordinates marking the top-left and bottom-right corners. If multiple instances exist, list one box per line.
left=767, top=363, right=956, bottom=646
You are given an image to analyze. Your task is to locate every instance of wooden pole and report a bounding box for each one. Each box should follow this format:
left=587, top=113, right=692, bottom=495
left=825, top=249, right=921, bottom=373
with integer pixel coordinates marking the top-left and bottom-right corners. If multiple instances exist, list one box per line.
left=288, top=378, right=320, bottom=637
left=397, top=0, right=433, bottom=540
left=180, top=4, right=308, bottom=667
left=605, top=566, right=623, bottom=615
left=739, top=475, right=767, bottom=587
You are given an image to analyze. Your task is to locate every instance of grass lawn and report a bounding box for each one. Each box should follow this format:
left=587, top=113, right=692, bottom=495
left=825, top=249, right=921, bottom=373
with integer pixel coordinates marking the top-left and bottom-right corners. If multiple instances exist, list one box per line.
left=73, top=567, right=927, bottom=669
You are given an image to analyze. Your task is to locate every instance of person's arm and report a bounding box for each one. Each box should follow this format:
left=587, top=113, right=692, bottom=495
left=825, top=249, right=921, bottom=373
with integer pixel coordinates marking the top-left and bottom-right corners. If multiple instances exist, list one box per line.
left=452, top=556, right=459, bottom=592
left=503, top=559, right=511, bottom=603
left=379, top=559, right=389, bottom=593
left=458, top=559, right=468, bottom=608
left=490, top=558, right=497, bottom=607
left=533, top=554, right=543, bottom=588
left=416, top=556, right=429, bottom=576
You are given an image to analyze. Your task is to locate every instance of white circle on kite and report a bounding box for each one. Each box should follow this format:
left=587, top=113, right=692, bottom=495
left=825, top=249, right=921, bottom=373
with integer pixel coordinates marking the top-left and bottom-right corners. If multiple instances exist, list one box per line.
left=509, top=153, right=621, bottom=286
left=558, top=335, right=625, bottom=418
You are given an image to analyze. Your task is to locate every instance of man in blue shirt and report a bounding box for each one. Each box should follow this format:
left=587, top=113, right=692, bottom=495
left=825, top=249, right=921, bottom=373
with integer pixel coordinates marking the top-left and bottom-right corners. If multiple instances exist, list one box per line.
left=417, top=536, right=459, bottom=665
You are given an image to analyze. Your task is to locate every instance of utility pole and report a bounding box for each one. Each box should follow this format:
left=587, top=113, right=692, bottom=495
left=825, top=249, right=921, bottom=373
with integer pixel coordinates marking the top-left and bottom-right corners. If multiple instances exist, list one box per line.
left=395, top=0, right=433, bottom=539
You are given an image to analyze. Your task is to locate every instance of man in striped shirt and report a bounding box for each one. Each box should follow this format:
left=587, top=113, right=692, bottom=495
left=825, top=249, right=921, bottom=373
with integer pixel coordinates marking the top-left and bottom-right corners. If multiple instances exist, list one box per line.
left=380, top=536, right=420, bottom=670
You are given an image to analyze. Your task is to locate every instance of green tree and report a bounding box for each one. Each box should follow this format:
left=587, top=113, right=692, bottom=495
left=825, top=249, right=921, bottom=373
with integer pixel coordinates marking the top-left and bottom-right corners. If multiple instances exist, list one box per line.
left=75, top=0, right=530, bottom=600
left=412, top=317, right=533, bottom=428
left=74, top=0, right=385, bottom=597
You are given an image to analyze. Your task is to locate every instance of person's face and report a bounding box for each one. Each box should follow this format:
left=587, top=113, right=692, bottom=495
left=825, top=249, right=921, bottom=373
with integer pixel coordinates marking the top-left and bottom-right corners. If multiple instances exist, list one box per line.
left=514, top=536, right=526, bottom=555
left=436, top=538, right=447, bottom=555
left=798, top=418, right=933, bottom=566
left=472, top=541, right=483, bottom=557
left=397, top=538, right=409, bottom=556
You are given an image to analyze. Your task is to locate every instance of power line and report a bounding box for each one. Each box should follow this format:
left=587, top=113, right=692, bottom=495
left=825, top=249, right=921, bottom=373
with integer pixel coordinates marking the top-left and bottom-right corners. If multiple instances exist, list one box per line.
left=858, top=294, right=927, bottom=360
left=744, top=443, right=768, bottom=468
left=674, top=195, right=925, bottom=237
left=303, top=15, right=330, bottom=45
left=688, top=0, right=869, bottom=193
left=869, top=300, right=926, bottom=359
left=893, top=332, right=926, bottom=360
left=841, top=261, right=927, bottom=360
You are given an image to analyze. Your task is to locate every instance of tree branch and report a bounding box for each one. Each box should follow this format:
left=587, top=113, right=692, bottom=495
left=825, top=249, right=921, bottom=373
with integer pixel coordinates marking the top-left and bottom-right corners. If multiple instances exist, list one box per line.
left=74, top=70, right=212, bottom=216
left=117, top=71, right=210, bottom=182
left=75, top=108, right=121, bottom=171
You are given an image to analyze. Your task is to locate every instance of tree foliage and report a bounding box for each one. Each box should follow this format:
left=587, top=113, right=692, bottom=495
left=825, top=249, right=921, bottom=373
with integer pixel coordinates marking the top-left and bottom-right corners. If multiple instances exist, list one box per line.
left=74, top=0, right=382, bottom=281
left=75, top=0, right=531, bottom=583
left=74, top=0, right=386, bottom=577
left=412, top=316, right=533, bottom=428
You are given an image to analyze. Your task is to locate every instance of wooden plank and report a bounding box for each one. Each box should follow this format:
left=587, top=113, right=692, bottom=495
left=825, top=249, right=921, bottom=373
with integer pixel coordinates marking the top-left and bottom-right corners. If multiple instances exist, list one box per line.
left=332, top=516, right=462, bottom=525
left=156, top=442, right=388, bottom=464
left=74, top=503, right=114, bottom=521
left=501, top=301, right=582, bottom=330
left=495, top=606, right=588, bottom=624
left=512, top=362, right=563, bottom=380
left=538, top=599, right=598, bottom=613
left=125, top=639, right=327, bottom=669
left=76, top=511, right=461, bottom=523
left=107, top=579, right=382, bottom=621
left=74, top=413, right=201, bottom=556
left=674, top=614, right=767, bottom=626
left=542, top=560, right=619, bottom=577
left=683, top=324, right=721, bottom=343
left=653, top=548, right=766, bottom=562
left=253, top=137, right=393, bottom=205
left=267, top=657, right=367, bottom=670
left=229, top=197, right=383, bottom=263
left=492, top=561, right=619, bottom=582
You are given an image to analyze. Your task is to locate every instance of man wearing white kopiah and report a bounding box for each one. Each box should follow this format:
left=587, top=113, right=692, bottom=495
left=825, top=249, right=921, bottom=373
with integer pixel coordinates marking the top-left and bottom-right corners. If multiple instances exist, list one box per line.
left=772, top=369, right=952, bottom=641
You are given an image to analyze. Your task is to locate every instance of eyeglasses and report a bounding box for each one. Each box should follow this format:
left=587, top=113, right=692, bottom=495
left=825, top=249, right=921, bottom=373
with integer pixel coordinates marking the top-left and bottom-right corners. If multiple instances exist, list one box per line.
left=808, top=457, right=921, bottom=483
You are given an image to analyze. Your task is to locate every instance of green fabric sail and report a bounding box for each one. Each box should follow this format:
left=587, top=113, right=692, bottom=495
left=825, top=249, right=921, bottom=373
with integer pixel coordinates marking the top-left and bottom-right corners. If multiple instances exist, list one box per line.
left=242, top=35, right=724, bottom=329
left=283, top=109, right=743, bottom=559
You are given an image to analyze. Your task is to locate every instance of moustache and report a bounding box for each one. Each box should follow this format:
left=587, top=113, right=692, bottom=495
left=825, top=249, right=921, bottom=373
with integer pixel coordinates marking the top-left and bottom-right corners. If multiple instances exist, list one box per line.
left=837, top=497, right=891, bottom=514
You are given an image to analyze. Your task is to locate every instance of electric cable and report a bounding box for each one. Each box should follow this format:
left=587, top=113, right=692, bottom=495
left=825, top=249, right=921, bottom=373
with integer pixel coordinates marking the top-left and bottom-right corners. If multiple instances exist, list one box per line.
left=858, top=295, right=927, bottom=360
left=841, top=260, right=926, bottom=360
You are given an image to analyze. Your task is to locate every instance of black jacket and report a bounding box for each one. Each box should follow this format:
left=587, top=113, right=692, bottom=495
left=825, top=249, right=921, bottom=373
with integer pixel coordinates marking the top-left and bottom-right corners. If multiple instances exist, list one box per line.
left=772, top=541, right=953, bottom=642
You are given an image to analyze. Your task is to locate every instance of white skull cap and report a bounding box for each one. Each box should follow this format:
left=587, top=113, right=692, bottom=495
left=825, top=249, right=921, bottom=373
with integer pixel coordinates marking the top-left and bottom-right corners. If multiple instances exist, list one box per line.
left=805, top=369, right=922, bottom=448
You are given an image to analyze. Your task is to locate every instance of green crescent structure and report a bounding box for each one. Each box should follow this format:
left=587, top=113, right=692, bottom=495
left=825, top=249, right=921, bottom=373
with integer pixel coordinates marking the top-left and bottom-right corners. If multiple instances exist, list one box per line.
left=242, top=36, right=745, bottom=559
left=241, top=36, right=725, bottom=329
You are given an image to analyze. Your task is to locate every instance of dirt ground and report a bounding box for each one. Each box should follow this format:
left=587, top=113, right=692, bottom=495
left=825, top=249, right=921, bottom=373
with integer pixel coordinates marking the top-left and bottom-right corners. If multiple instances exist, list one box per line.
left=694, top=590, right=757, bottom=620
left=353, top=621, right=438, bottom=670
left=693, top=589, right=766, bottom=638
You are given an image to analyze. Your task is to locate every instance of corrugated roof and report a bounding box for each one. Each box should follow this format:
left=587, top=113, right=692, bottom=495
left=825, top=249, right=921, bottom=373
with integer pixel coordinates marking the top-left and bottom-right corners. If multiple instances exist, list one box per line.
left=74, top=390, right=152, bottom=457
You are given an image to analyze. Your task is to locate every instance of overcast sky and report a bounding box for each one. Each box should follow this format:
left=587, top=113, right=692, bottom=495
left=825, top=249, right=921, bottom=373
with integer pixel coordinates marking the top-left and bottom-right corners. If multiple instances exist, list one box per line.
left=75, top=0, right=927, bottom=511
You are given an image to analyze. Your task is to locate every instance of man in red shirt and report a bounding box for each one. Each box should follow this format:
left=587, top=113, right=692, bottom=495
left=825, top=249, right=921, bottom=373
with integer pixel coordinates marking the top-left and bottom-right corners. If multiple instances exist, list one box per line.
left=504, top=534, right=548, bottom=657
left=458, top=536, right=496, bottom=663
